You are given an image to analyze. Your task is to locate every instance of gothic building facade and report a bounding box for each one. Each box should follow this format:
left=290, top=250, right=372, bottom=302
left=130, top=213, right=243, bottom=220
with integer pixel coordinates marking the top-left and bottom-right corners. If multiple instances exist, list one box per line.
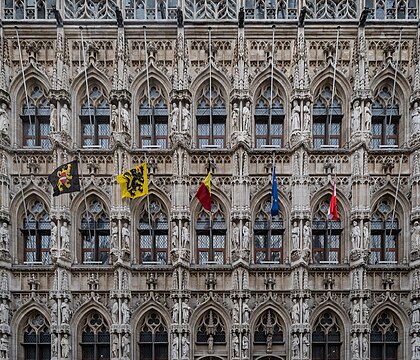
left=0, top=1, right=419, bottom=360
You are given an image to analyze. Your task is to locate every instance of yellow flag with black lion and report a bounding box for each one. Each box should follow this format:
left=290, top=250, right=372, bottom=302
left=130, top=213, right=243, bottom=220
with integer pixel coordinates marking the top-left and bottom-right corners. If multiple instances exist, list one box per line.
left=117, top=163, right=149, bottom=199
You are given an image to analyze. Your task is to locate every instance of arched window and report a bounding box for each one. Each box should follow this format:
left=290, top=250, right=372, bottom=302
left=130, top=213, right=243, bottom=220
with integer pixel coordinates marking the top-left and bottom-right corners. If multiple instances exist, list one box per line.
left=196, top=309, right=226, bottom=345
left=370, top=199, right=399, bottom=264
left=80, top=312, right=110, bottom=360
left=253, top=310, right=284, bottom=352
left=22, top=312, right=51, bottom=360
left=124, top=0, right=177, bottom=20
left=312, top=312, right=341, bottom=360
left=370, top=312, right=399, bottom=360
left=138, top=198, right=169, bottom=264
left=80, top=85, right=110, bottom=149
left=21, top=85, right=51, bottom=149
left=371, top=86, right=400, bottom=149
left=139, top=311, right=169, bottom=360
left=254, top=199, right=284, bottom=263
left=21, top=199, right=51, bottom=265
left=196, top=202, right=227, bottom=264
left=138, top=85, right=169, bottom=148
left=196, top=84, right=227, bottom=148
left=312, top=199, right=342, bottom=264
left=254, top=83, right=285, bottom=148
left=3, top=0, right=55, bottom=19
left=244, top=0, right=298, bottom=19
left=312, top=86, right=343, bottom=148
left=80, top=198, right=110, bottom=264
left=366, top=0, right=417, bottom=19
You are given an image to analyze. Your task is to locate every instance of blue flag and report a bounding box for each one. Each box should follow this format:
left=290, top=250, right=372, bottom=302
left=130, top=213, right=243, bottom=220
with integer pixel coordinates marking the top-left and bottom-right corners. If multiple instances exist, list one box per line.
left=271, top=167, right=279, bottom=216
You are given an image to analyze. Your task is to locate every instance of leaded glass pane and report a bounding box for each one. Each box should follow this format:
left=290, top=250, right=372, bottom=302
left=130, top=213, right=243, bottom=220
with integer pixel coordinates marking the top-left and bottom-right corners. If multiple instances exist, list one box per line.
left=198, top=123, right=210, bottom=136
left=26, top=235, right=36, bottom=248
left=199, top=138, right=209, bottom=148
left=256, top=123, right=268, bottom=135
left=328, top=251, right=338, bottom=262
left=270, top=234, right=281, bottom=248
left=99, top=235, right=110, bottom=248
left=313, top=122, right=325, bottom=135
left=271, top=251, right=280, bottom=262
left=371, top=234, right=381, bottom=247
left=157, top=252, right=167, bottom=263
left=41, top=235, right=50, bottom=247
left=213, top=235, right=225, bottom=248
left=156, top=123, right=167, bottom=136
left=141, top=123, right=151, bottom=136
left=142, top=252, right=152, bottom=262
left=330, top=122, right=340, bottom=135
left=26, top=252, right=36, bottom=262
left=256, top=234, right=267, bottom=248
left=156, top=235, right=167, bottom=248
left=98, top=123, right=110, bottom=136
left=214, top=252, right=224, bottom=264
left=199, top=251, right=209, bottom=263
left=256, top=251, right=266, bottom=263
left=329, top=235, right=339, bottom=248
left=198, top=235, right=210, bottom=248
left=141, top=235, right=153, bottom=248
left=213, top=123, right=225, bottom=136
left=214, top=138, right=224, bottom=147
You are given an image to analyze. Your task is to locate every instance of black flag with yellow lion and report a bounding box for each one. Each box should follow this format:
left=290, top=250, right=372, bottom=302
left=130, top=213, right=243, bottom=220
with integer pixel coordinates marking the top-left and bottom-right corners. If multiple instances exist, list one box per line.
left=48, top=160, right=81, bottom=196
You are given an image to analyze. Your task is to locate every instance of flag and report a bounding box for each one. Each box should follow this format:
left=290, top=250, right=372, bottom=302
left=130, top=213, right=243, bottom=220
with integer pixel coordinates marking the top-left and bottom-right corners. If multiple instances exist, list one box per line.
left=328, top=182, right=339, bottom=220
left=195, top=172, right=211, bottom=211
left=117, top=163, right=148, bottom=199
left=48, top=160, right=81, bottom=196
left=271, top=166, right=279, bottom=216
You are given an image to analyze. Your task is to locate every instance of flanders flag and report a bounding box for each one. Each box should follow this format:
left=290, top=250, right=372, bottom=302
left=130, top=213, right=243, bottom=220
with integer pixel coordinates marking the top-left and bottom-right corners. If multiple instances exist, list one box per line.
left=48, top=160, right=81, bottom=196
left=117, top=163, right=149, bottom=199
left=195, top=172, right=211, bottom=211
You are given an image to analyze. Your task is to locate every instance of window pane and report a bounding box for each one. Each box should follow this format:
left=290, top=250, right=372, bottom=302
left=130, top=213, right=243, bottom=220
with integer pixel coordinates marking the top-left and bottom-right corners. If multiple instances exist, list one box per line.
left=141, top=235, right=153, bottom=248
left=213, top=123, right=225, bottom=136
left=313, top=122, right=325, bottom=135
left=214, top=251, right=224, bottom=263
left=156, top=235, right=168, bottom=248
left=98, top=123, right=110, bottom=136
left=213, top=235, right=225, bottom=248
left=141, top=123, right=151, bottom=136
left=198, top=123, right=210, bottom=136
left=256, top=123, right=268, bottom=135
left=199, top=251, right=209, bottom=263
left=198, top=235, right=210, bottom=248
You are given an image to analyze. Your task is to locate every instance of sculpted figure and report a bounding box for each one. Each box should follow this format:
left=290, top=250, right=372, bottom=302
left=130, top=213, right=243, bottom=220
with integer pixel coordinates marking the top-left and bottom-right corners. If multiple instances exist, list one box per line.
left=121, top=103, right=130, bottom=133
left=172, top=222, right=179, bottom=248
left=49, top=103, right=57, bottom=131
left=61, top=334, right=70, bottom=358
left=242, top=101, right=251, bottom=132
left=172, top=302, right=179, bottom=323
left=352, top=299, right=360, bottom=324
left=232, top=299, right=240, bottom=323
left=111, top=104, right=118, bottom=132
left=232, top=222, right=240, bottom=251
left=242, top=300, right=251, bottom=324
left=61, top=222, right=70, bottom=250
left=171, top=103, right=179, bottom=131
left=291, top=298, right=300, bottom=324
left=292, top=334, right=300, bottom=358
left=61, top=298, right=71, bottom=324
left=302, top=299, right=310, bottom=323
left=292, top=221, right=300, bottom=249
left=291, top=100, right=300, bottom=131
left=303, top=221, right=311, bottom=249
left=181, top=222, right=190, bottom=248
left=363, top=223, right=370, bottom=249
left=182, top=103, right=191, bottom=132
left=412, top=221, right=420, bottom=250
left=412, top=102, right=420, bottom=134
left=181, top=334, right=190, bottom=358
left=0, top=104, right=9, bottom=137
left=122, top=223, right=130, bottom=250
left=111, top=221, right=118, bottom=250
left=303, top=101, right=311, bottom=131
left=50, top=222, right=58, bottom=249
left=232, top=103, right=239, bottom=131
left=121, top=299, right=130, bottom=324
left=122, top=333, right=130, bottom=357
left=352, top=100, right=362, bottom=132
left=242, top=334, right=249, bottom=358
left=412, top=333, right=420, bottom=359
left=351, top=221, right=361, bottom=249
left=60, top=103, right=70, bottom=133
left=0, top=223, right=9, bottom=250
left=351, top=334, right=359, bottom=358
left=181, top=299, right=191, bottom=324
left=413, top=300, right=420, bottom=324
left=364, top=101, right=372, bottom=131
left=172, top=335, right=179, bottom=359
left=242, top=222, right=250, bottom=250
left=112, top=300, right=119, bottom=323
left=232, top=333, right=239, bottom=358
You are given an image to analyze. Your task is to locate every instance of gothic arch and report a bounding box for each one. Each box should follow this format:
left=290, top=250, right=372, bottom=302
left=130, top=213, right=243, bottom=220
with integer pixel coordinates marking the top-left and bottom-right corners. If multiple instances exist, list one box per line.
left=370, top=185, right=410, bottom=217
left=310, top=184, right=351, bottom=221
left=310, top=302, right=349, bottom=330
left=70, top=186, right=111, bottom=219
left=190, top=302, right=231, bottom=332
left=371, top=67, right=411, bottom=100
left=249, top=303, right=291, bottom=332
left=191, top=187, right=231, bottom=219
left=131, top=191, right=171, bottom=223
left=131, top=71, right=172, bottom=104
left=190, top=66, right=231, bottom=98
left=250, top=187, right=291, bottom=221
left=131, top=302, right=171, bottom=330
left=12, top=305, right=51, bottom=360
left=9, top=68, right=51, bottom=106
left=310, top=65, right=352, bottom=100
left=249, top=68, right=292, bottom=100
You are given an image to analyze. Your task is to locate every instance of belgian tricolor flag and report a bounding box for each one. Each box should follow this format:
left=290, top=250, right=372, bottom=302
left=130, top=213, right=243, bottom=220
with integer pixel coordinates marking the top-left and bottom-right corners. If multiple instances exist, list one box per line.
left=195, top=172, right=211, bottom=212
left=48, top=160, right=81, bottom=196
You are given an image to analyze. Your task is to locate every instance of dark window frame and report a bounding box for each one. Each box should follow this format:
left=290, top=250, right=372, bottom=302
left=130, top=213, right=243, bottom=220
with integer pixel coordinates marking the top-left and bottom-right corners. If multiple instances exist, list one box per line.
left=254, top=217, right=284, bottom=264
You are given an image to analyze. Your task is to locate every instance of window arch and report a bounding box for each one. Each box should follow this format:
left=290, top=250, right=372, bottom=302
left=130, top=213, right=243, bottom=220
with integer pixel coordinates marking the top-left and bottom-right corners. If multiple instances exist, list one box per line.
left=22, top=312, right=51, bottom=360
left=80, top=312, right=110, bottom=360
left=370, top=312, right=400, bottom=360
left=196, top=83, right=227, bottom=148
left=21, top=198, right=51, bottom=265
left=138, top=198, right=169, bottom=264
left=312, top=85, right=343, bottom=148
left=253, top=309, right=284, bottom=352
left=254, top=83, right=285, bottom=148
left=312, top=312, right=341, bottom=360
left=21, top=84, right=51, bottom=149
left=196, top=201, right=227, bottom=264
left=80, top=84, right=110, bottom=148
left=196, top=309, right=226, bottom=345
left=3, top=0, right=55, bottom=20
left=366, top=0, right=417, bottom=19
left=80, top=198, right=110, bottom=264
left=371, top=86, right=400, bottom=149
left=253, top=198, right=284, bottom=263
left=139, top=311, right=169, bottom=360
left=370, top=199, right=399, bottom=264
left=138, top=85, right=169, bottom=148
left=312, top=199, right=342, bottom=264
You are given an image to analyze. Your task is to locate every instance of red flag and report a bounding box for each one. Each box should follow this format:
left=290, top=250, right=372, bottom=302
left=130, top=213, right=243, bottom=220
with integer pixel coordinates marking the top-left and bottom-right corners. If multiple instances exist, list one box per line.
left=195, top=172, right=211, bottom=211
left=328, top=182, right=339, bottom=220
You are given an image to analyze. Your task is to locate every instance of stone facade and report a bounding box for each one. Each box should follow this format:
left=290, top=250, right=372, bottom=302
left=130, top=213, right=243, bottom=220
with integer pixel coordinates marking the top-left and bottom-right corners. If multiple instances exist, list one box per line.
left=0, top=1, right=419, bottom=360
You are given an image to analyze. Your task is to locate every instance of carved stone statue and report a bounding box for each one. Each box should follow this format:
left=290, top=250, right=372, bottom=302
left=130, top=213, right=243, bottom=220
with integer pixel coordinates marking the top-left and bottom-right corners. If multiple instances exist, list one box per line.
left=363, top=223, right=370, bottom=249
left=242, top=101, right=251, bottom=132
left=172, top=302, right=179, bottom=323
left=413, top=300, right=420, bottom=324
left=181, top=299, right=191, bottom=324
left=233, top=333, right=240, bottom=358
left=111, top=104, right=118, bottom=132
left=121, top=299, right=130, bottom=324
left=292, top=334, right=300, bottom=358
left=61, top=298, right=71, bottom=324
left=182, top=103, right=191, bottom=132
left=50, top=222, right=58, bottom=249
left=112, top=335, right=118, bottom=358
left=51, top=301, right=58, bottom=325
left=412, top=333, right=420, bottom=359
left=362, top=334, right=368, bottom=358
left=181, top=222, right=190, bottom=248
left=232, top=299, right=240, bottom=323
left=172, top=222, right=179, bottom=248
left=172, top=335, right=179, bottom=360
left=111, top=221, right=118, bottom=250
left=49, top=103, right=57, bottom=131
left=122, top=223, right=130, bottom=250
left=61, top=334, right=70, bottom=358
left=61, top=222, right=70, bottom=251
left=181, top=334, right=189, bottom=358
left=121, top=103, right=130, bottom=133
left=232, top=222, right=240, bottom=251
left=207, top=334, right=214, bottom=353
left=352, top=100, right=362, bottom=132
left=303, top=334, right=309, bottom=358
left=291, top=298, right=300, bottom=324
left=292, top=221, right=300, bottom=249
left=291, top=100, right=300, bottom=132
left=0, top=103, right=9, bottom=138
left=51, top=334, right=58, bottom=357
left=0, top=301, right=8, bottom=324
left=412, top=221, right=420, bottom=251
left=112, top=300, right=118, bottom=323
left=232, top=103, right=239, bottom=131
left=242, top=300, right=250, bottom=324
left=301, top=221, right=310, bottom=250
left=171, top=103, right=179, bottom=131
left=242, top=222, right=250, bottom=250
left=302, top=299, right=310, bottom=323
left=364, top=101, right=372, bottom=131
left=351, top=334, right=359, bottom=359
left=352, top=299, right=360, bottom=324
left=242, top=333, right=249, bottom=358
left=122, top=333, right=130, bottom=357
left=0, top=223, right=9, bottom=250
left=303, top=101, right=311, bottom=131
left=60, top=103, right=70, bottom=133
left=412, top=102, right=420, bottom=134
left=351, top=221, right=361, bottom=250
